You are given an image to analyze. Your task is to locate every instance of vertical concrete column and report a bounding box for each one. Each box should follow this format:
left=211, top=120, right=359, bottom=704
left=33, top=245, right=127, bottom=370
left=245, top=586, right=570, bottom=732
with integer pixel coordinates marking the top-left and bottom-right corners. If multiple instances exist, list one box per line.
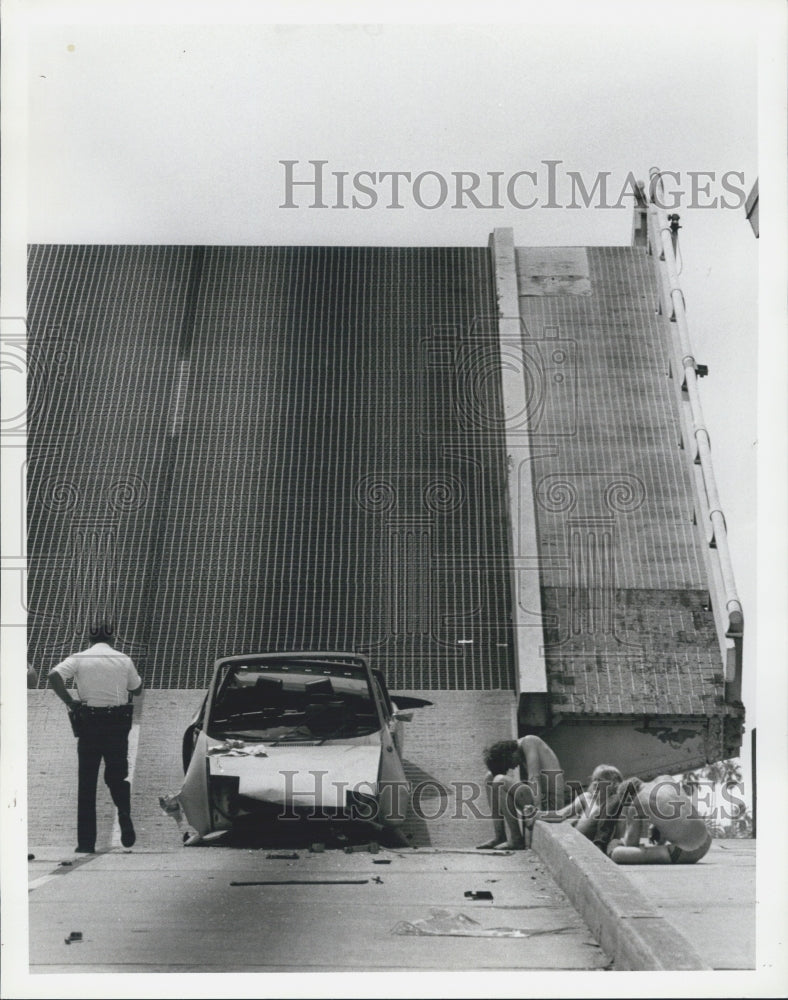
left=489, top=228, right=548, bottom=718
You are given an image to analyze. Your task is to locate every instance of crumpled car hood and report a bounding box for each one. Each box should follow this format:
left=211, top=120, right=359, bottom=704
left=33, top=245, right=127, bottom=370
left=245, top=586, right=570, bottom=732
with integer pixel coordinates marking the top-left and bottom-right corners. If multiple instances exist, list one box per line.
left=207, top=740, right=383, bottom=808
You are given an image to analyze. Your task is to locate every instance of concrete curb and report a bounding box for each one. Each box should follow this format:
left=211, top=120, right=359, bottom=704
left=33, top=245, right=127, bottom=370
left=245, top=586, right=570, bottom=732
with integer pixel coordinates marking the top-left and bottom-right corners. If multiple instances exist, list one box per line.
left=531, top=821, right=709, bottom=971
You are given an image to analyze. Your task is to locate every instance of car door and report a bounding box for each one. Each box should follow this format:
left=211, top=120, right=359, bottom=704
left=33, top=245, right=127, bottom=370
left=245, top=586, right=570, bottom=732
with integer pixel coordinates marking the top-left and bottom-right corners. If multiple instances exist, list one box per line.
left=182, top=692, right=208, bottom=772
left=369, top=669, right=410, bottom=824
left=372, top=669, right=409, bottom=757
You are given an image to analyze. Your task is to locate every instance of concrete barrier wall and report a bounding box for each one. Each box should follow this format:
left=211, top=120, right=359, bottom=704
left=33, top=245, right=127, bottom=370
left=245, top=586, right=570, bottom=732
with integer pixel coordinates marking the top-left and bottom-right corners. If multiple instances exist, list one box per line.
left=531, top=820, right=708, bottom=970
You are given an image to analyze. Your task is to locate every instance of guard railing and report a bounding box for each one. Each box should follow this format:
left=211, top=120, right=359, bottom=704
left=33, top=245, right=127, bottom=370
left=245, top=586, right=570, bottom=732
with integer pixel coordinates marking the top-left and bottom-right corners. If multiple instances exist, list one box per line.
left=647, top=168, right=744, bottom=701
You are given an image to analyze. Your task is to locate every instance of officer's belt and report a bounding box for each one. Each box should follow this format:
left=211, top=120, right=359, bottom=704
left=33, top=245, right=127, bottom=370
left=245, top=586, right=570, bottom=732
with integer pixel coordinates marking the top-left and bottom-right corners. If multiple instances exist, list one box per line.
left=80, top=704, right=132, bottom=717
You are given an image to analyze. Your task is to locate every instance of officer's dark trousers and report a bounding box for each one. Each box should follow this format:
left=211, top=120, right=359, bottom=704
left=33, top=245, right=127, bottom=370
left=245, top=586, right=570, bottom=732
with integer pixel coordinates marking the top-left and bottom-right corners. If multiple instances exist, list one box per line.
left=76, top=716, right=132, bottom=850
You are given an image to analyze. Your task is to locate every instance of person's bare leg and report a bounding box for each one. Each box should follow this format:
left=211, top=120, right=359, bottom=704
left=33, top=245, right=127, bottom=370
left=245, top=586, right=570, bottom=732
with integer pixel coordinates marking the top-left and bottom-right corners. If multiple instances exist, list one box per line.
left=608, top=843, right=672, bottom=864
left=574, top=813, right=599, bottom=839
left=477, top=774, right=521, bottom=849
left=523, top=815, right=535, bottom=849
left=481, top=777, right=529, bottom=850
left=500, top=779, right=534, bottom=849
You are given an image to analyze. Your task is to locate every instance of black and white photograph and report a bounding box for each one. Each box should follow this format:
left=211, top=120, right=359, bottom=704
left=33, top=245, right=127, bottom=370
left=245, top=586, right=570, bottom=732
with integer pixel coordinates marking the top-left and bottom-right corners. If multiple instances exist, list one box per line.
left=2, top=1, right=787, bottom=996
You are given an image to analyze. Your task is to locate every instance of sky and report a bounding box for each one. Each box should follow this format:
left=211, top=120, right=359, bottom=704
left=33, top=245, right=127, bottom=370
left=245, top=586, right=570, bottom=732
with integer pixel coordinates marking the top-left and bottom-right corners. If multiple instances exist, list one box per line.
left=2, top=1, right=787, bottom=995
left=25, top=17, right=758, bottom=247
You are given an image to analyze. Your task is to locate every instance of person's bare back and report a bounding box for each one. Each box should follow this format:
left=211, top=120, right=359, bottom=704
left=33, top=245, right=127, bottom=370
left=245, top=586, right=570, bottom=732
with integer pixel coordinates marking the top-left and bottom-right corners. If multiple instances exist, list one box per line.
left=477, top=735, right=565, bottom=850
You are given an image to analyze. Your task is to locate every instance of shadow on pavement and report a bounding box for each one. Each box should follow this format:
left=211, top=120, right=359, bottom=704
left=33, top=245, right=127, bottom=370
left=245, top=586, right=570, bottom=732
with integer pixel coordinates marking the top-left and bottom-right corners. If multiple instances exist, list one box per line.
left=185, top=814, right=417, bottom=852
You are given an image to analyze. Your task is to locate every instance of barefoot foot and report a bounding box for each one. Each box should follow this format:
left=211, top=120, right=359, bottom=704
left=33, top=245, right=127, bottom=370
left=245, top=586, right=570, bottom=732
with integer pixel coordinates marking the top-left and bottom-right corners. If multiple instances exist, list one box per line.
left=476, top=838, right=504, bottom=850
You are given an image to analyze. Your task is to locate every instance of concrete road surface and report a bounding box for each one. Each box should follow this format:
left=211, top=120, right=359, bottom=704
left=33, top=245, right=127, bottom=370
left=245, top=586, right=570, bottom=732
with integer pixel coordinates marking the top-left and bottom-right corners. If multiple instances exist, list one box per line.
left=27, top=843, right=610, bottom=973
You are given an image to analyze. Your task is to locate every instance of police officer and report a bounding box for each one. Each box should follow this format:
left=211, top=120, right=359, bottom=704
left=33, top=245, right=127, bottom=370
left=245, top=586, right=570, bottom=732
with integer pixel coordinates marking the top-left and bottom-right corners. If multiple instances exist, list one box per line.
left=48, top=622, right=143, bottom=853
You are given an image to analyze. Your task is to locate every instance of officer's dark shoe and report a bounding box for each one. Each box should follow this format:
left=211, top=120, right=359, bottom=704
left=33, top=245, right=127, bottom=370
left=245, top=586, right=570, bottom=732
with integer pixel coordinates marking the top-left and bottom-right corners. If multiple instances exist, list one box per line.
left=119, top=812, right=136, bottom=848
left=75, top=845, right=95, bottom=853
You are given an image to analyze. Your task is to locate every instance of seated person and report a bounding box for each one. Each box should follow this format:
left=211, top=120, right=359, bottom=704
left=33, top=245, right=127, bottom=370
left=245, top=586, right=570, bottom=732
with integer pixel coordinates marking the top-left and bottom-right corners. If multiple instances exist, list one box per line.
left=477, top=735, right=565, bottom=850
left=604, top=775, right=712, bottom=865
left=529, top=762, right=625, bottom=854
left=545, top=763, right=624, bottom=822
left=561, top=764, right=625, bottom=849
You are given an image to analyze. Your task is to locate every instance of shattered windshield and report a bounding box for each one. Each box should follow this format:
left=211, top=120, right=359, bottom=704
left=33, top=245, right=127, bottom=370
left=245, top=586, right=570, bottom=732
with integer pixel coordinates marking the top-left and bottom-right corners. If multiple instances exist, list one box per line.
left=207, top=661, right=380, bottom=742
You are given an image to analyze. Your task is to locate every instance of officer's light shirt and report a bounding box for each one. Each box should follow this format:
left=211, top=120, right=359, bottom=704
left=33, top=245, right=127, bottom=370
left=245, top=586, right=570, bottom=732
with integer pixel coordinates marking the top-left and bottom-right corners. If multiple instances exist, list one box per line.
left=51, top=643, right=141, bottom=707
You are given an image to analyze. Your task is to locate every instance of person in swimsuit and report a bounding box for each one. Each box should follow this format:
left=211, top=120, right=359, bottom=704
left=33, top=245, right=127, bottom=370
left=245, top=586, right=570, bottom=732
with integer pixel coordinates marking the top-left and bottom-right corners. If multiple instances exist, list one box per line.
left=604, top=774, right=712, bottom=864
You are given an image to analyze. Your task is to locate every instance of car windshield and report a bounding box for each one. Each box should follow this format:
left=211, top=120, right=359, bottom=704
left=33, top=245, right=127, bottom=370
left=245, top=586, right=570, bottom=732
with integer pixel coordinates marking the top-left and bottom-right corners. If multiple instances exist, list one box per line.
left=207, top=660, right=380, bottom=742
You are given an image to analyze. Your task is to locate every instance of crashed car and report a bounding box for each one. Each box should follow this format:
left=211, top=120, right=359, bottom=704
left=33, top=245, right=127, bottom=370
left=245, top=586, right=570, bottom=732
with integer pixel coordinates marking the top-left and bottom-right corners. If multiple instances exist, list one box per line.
left=177, top=651, right=430, bottom=841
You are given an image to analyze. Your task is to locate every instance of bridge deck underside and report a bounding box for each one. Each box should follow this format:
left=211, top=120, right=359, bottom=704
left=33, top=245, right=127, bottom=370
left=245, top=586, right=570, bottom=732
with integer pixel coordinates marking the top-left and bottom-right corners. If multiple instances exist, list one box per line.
left=27, top=245, right=515, bottom=691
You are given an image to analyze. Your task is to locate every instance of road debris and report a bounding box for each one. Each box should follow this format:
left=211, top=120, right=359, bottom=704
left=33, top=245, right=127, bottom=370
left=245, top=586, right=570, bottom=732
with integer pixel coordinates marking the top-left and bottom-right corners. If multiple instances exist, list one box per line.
left=206, top=740, right=269, bottom=757
left=344, top=841, right=380, bottom=854
left=231, top=879, right=369, bottom=887
left=393, top=910, right=519, bottom=938
left=392, top=908, right=577, bottom=939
